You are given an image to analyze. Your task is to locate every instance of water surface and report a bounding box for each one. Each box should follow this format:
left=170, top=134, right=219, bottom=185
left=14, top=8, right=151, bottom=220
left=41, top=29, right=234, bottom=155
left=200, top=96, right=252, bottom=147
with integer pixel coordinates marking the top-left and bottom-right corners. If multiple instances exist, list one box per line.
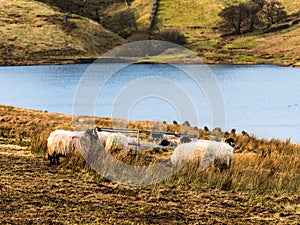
left=0, top=63, right=299, bottom=143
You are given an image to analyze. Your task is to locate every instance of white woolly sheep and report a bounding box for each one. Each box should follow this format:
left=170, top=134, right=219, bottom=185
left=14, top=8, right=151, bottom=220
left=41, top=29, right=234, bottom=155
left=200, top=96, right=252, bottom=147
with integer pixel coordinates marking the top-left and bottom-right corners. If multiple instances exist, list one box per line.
left=97, top=132, right=136, bottom=147
left=47, top=130, right=82, bottom=165
left=105, top=132, right=129, bottom=155
left=168, top=138, right=234, bottom=172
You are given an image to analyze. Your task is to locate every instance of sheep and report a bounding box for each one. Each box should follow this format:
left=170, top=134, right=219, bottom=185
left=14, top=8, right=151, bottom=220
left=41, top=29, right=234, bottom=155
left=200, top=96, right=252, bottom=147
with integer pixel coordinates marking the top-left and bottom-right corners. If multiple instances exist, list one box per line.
left=47, top=127, right=110, bottom=165
left=75, top=128, right=99, bottom=153
left=159, top=135, right=193, bottom=147
left=95, top=128, right=137, bottom=147
left=151, top=133, right=179, bottom=142
left=105, top=132, right=129, bottom=156
left=168, top=141, right=210, bottom=169
left=74, top=128, right=104, bottom=164
left=167, top=138, right=234, bottom=172
left=210, top=138, right=234, bottom=171
left=163, top=134, right=180, bottom=140
left=156, top=134, right=178, bottom=146
left=47, top=130, right=80, bottom=165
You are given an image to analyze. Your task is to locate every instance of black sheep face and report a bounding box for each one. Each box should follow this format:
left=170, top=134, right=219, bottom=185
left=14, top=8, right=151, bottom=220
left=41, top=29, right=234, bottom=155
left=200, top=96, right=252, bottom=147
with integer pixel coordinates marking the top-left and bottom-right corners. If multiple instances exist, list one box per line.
left=160, top=139, right=170, bottom=146
left=225, top=137, right=235, bottom=148
left=179, top=136, right=192, bottom=144
left=84, top=128, right=98, bottom=140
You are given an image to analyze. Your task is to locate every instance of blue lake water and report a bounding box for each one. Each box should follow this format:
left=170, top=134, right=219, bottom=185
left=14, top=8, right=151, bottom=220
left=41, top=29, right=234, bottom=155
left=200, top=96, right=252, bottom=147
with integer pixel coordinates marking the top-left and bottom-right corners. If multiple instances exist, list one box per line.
left=0, top=63, right=299, bottom=143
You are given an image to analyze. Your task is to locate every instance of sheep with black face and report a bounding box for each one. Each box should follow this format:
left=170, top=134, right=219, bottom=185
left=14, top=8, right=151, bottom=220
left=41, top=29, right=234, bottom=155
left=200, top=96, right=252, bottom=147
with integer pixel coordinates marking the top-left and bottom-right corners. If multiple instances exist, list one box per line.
left=47, top=130, right=81, bottom=165
left=167, top=138, right=235, bottom=172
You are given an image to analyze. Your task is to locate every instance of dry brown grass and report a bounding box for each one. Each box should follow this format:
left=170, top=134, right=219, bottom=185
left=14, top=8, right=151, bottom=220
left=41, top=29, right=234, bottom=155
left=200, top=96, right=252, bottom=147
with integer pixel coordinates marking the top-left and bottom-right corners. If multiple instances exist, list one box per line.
left=2, top=143, right=299, bottom=224
left=1, top=104, right=299, bottom=198
left=1, top=104, right=300, bottom=223
left=167, top=150, right=300, bottom=195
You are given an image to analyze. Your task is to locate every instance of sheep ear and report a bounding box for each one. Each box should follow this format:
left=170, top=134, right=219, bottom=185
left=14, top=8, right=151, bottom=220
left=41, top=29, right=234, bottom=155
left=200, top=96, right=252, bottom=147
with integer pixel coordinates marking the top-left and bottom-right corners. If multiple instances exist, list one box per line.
left=93, top=128, right=98, bottom=136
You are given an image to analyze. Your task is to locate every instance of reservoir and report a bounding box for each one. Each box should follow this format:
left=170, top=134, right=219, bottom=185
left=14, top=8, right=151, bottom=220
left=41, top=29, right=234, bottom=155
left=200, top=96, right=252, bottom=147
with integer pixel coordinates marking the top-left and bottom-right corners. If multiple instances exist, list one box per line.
left=0, top=63, right=299, bottom=143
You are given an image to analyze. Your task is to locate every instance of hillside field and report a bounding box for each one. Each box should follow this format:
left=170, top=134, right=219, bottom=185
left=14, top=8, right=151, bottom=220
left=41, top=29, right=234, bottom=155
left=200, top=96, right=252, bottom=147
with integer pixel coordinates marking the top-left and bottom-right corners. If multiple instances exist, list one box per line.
left=0, top=104, right=299, bottom=224
left=0, top=0, right=124, bottom=66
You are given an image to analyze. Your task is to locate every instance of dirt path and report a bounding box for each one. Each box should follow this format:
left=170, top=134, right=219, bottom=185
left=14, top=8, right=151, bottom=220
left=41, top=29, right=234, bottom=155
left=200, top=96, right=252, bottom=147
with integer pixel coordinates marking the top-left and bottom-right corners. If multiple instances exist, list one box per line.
left=0, top=145, right=299, bottom=224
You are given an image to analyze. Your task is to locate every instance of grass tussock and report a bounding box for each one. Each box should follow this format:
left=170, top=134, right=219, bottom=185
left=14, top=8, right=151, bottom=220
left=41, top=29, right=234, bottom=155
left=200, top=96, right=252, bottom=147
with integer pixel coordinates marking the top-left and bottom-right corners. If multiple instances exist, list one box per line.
left=164, top=150, right=300, bottom=195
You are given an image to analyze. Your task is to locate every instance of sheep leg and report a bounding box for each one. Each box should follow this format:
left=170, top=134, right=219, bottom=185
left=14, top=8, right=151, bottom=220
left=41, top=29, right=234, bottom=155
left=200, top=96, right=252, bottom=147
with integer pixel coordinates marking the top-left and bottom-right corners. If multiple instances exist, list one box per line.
left=55, top=155, right=60, bottom=165
left=48, top=154, right=55, bottom=165
left=214, top=160, right=228, bottom=173
left=228, top=158, right=232, bottom=169
left=219, top=164, right=228, bottom=173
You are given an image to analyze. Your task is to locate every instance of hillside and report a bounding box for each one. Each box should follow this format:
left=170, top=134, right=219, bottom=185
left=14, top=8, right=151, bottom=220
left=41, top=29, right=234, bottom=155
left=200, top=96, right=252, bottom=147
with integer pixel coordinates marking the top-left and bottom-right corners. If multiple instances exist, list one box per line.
left=131, top=0, right=300, bottom=66
left=0, top=0, right=124, bottom=66
left=0, top=0, right=299, bottom=66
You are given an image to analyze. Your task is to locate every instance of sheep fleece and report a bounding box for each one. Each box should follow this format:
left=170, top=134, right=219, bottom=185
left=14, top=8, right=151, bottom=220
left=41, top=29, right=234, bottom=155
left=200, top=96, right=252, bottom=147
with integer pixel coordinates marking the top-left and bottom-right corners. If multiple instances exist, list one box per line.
left=170, top=140, right=233, bottom=170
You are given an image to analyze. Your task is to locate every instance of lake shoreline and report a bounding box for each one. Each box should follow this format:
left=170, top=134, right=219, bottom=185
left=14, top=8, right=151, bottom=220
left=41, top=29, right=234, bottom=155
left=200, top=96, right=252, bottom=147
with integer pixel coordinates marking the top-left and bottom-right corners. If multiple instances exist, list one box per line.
left=1, top=57, right=299, bottom=68
left=0, top=103, right=299, bottom=144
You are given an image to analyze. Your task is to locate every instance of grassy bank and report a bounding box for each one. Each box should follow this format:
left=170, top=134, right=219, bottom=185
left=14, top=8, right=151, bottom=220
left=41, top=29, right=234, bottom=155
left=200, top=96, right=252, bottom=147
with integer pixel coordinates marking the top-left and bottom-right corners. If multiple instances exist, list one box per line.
left=0, top=104, right=299, bottom=223
left=0, top=105, right=300, bottom=224
left=1, top=104, right=299, bottom=194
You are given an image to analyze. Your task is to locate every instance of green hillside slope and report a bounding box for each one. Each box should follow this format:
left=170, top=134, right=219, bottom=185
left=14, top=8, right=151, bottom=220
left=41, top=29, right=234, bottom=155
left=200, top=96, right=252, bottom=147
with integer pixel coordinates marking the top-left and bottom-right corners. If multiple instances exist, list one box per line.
left=131, top=0, right=300, bottom=66
left=1, top=0, right=299, bottom=66
left=157, top=0, right=223, bottom=28
left=0, top=0, right=124, bottom=66
left=130, top=0, right=156, bottom=29
left=156, top=0, right=299, bottom=28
